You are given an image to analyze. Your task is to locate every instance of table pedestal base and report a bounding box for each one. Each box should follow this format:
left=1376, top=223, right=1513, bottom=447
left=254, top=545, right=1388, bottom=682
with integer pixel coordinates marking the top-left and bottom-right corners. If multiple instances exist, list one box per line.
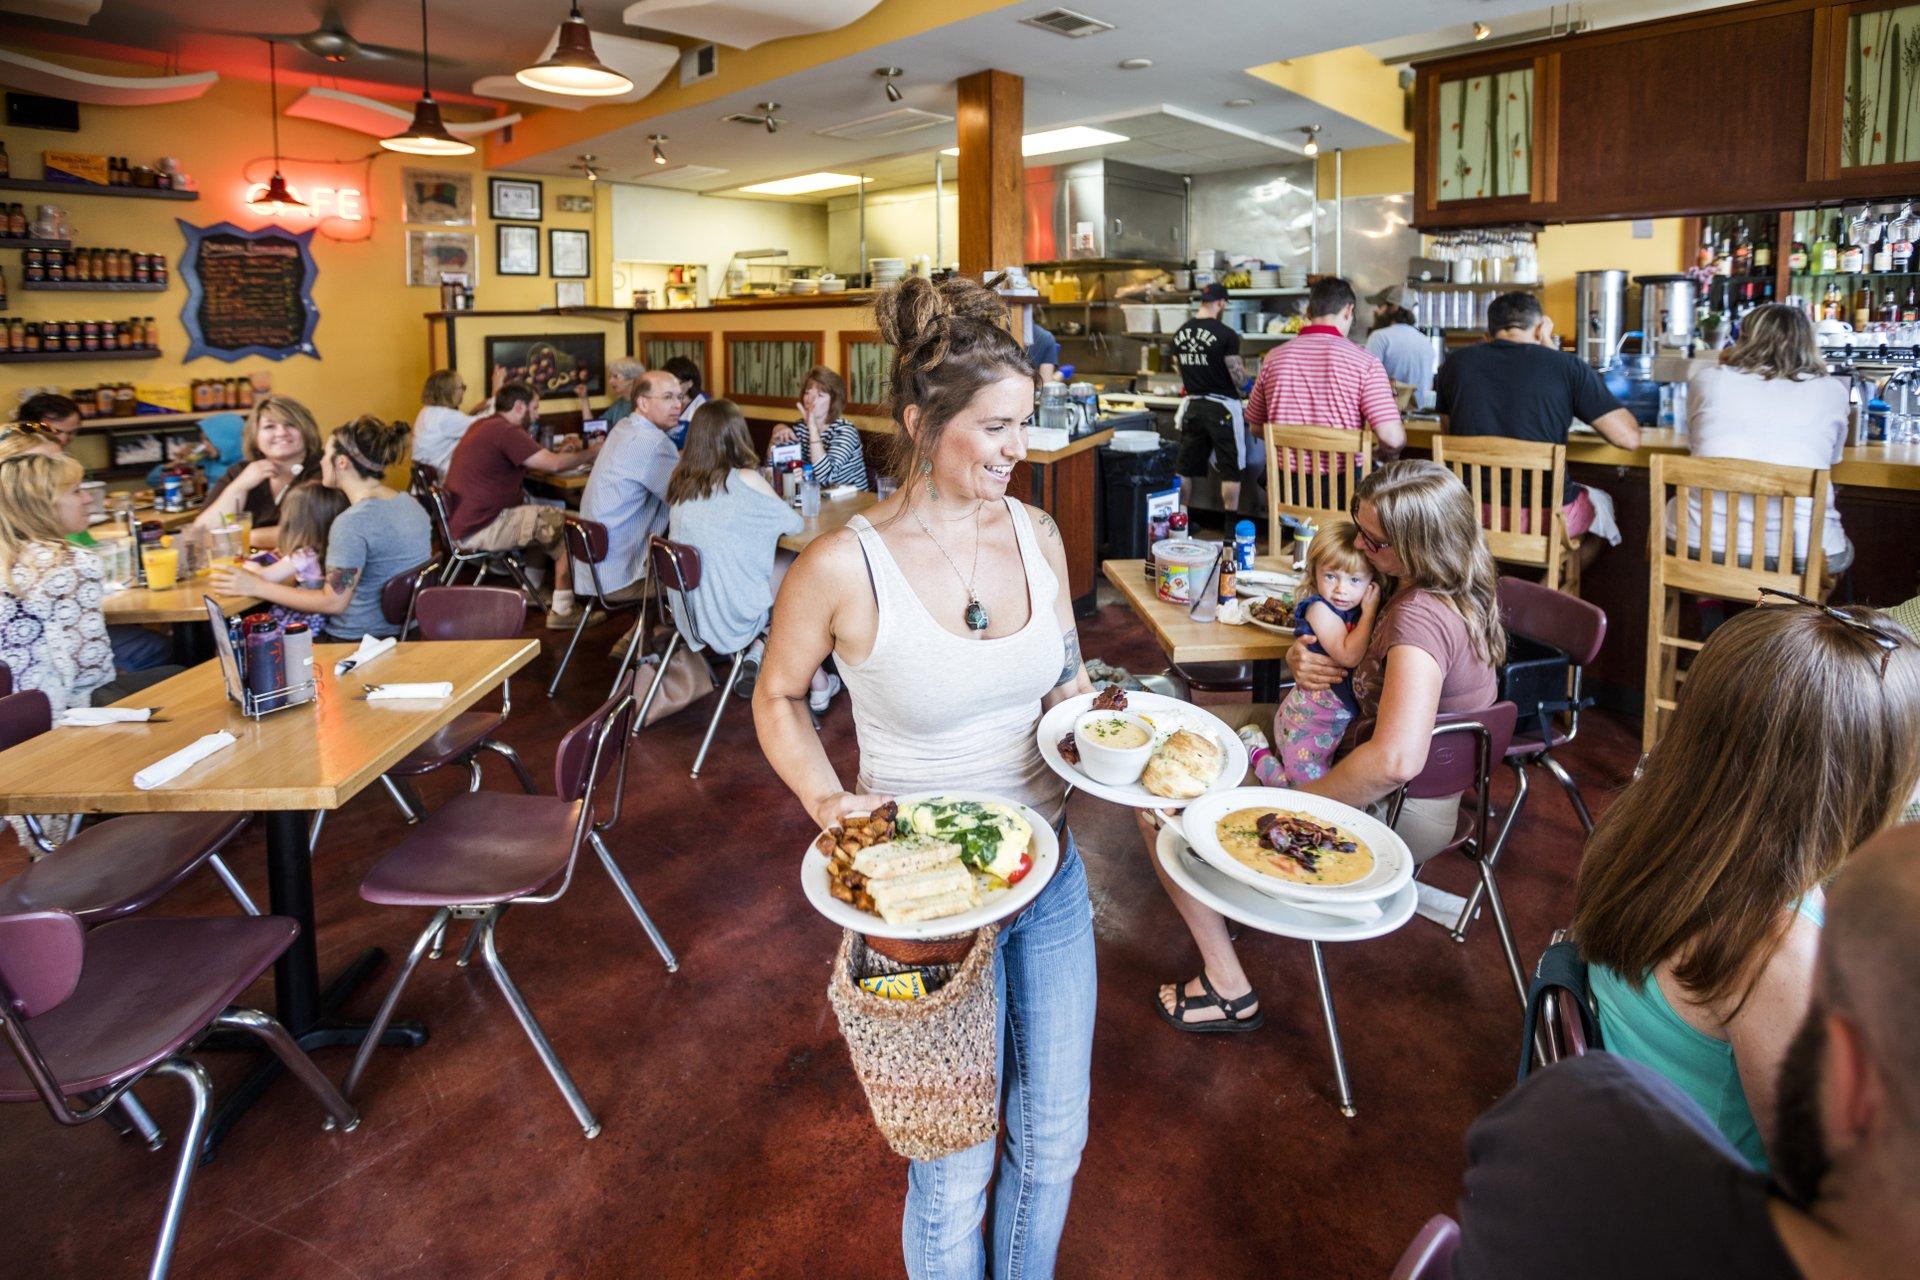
left=198, top=945, right=428, bottom=1161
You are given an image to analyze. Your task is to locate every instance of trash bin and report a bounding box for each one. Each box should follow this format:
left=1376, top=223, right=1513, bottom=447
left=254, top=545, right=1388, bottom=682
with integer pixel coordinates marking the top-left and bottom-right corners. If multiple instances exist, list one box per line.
left=1100, top=438, right=1179, bottom=561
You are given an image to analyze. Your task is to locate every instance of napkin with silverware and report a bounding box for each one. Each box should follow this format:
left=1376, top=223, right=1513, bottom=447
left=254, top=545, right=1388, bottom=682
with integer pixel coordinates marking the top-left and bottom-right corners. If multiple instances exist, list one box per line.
left=60, top=707, right=154, bottom=727
left=366, top=682, right=453, bottom=701
left=334, top=633, right=397, bottom=676
left=134, top=731, right=235, bottom=790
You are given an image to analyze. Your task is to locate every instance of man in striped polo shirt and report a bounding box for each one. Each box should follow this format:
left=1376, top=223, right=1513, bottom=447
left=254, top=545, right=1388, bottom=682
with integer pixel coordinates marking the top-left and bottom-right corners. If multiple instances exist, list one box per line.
left=1246, top=278, right=1406, bottom=487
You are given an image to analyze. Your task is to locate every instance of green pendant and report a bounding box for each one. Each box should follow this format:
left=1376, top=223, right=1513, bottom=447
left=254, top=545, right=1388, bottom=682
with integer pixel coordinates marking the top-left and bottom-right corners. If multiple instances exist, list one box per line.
left=965, top=599, right=989, bottom=632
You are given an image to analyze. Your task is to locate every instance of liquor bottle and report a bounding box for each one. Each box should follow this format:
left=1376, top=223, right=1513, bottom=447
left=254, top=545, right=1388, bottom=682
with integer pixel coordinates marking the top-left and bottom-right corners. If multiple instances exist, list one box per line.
left=1822, top=281, right=1843, bottom=319
left=1894, top=217, right=1915, bottom=272
left=1788, top=236, right=1808, bottom=273
left=1853, top=285, right=1873, bottom=329
left=1714, top=234, right=1733, bottom=277
left=1840, top=218, right=1866, bottom=273
left=1697, top=220, right=1715, bottom=269
left=1815, top=218, right=1840, bottom=273
left=1882, top=288, right=1900, bottom=324
left=1755, top=227, right=1774, bottom=272
left=1905, top=286, right=1918, bottom=323
left=1733, top=221, right=1752, bottom=276
left=1873, top=220, right=1894, bottom=273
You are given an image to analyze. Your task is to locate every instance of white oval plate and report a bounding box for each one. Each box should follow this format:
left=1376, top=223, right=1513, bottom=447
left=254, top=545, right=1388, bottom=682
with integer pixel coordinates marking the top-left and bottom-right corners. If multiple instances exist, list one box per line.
left=1037, top=690, right=1249, bottom=810
left=1169, top=785, right=1414, bottom=904
left=1244, top=614, right=1295, bottom=637
left=800, top=791, right=1060, bottom=940
left=1156, top=827, right=1415, bottom=943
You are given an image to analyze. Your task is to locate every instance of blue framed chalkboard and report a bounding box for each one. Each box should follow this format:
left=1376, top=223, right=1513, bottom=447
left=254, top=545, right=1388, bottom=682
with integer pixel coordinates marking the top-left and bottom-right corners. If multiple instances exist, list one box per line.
left=177, top=219, right=320, bottom=362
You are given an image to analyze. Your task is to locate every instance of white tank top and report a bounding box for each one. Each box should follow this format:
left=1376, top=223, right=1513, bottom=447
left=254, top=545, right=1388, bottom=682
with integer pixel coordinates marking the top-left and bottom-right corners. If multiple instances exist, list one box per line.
left=838, top=499, right=1067, bottom=824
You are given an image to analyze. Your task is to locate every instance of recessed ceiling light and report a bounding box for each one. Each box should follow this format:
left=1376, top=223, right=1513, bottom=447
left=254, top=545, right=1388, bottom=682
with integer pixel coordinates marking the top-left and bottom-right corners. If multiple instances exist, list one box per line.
left=1118, top=57, right=1152, bottom=70
left=941, top=124, right=1129, bottom=158
left=737, top=172, right=870, bottom=195
left=1225, top=97, right=1254, bottom=108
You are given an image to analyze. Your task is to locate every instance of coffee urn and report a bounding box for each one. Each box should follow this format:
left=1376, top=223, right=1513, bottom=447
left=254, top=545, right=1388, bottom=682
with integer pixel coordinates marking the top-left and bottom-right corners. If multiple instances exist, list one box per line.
left=1574, top=269, right=1628, bottom=368
left=1634, top=273, right=1698, bottom=353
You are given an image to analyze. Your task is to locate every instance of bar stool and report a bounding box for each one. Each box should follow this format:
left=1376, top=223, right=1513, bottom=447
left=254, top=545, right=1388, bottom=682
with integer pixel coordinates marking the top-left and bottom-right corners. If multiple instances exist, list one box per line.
left=1644, top=454, right=1828, bottom=751
left=1431, top=434, right=1581, bottom=594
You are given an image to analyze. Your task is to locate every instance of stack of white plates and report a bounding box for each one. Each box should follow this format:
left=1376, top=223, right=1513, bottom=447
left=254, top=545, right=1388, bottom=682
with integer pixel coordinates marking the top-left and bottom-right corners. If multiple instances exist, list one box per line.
left=1109, top=429, right=1163, bottom=453
left=870, top=257, right=906, bottom=287
left=1166, top=787, right=1415, bottom=928
left=1249, top=268, right=1280, bottom=289
left=1280, top=269, right=1308, bottom=288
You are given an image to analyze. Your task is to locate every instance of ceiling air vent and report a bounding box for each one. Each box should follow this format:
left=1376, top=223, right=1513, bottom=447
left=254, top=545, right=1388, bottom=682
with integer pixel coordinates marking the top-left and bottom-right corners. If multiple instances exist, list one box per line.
left=679, top=43, right=717, bottom=86
left=816, top=106, right=954, bottom=141
left=1021, top=8, right=1114, bottom=37
left=632, top=164, right=730, bottom=190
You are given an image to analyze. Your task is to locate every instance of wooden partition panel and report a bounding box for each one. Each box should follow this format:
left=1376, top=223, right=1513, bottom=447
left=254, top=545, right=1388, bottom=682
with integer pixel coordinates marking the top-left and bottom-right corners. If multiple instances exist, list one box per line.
left=723, top=330, right=823, bottom=408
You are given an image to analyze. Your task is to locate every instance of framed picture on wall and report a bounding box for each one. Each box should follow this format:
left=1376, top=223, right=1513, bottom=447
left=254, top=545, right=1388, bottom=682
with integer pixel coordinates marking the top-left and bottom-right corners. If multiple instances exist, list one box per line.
left=490, top=177, right=543, bottom=221
left=555, top=280, right=587, bottom=308
left=485, top=332, right=606, bottom=397
left=557, top=193, right=594, bottom=213
left=497, top=223, right=540, bottom=276
left=550, top=228, right=591, bottom=278
left=406, top=230, right=477, bottom=287
left=402, top=168, right=473, bottom=225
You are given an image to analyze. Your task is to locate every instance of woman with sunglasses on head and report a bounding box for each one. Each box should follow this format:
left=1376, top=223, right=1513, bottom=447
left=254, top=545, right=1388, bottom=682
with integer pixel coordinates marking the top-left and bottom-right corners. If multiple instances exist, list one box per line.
left=1145, top=459, right=1505, bottom=1032
left=754, top=275, right=1095, bottom=1279
left=1572, top=601, right=1920, bottom=1172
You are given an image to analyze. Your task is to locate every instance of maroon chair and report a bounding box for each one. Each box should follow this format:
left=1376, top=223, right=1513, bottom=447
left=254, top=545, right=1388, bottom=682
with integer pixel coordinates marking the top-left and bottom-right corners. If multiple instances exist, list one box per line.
left=0, top=691, right=259, bottom=922
left=378, top=556, right=441, bottom=641
left=1387, top=1214, right=1460, bottom=1280
left=419, top=469, right=541, bottom=595
left=635, top=535, right=757, bottom=777
left=342, top=673, right=675, bottom=1138
left=1381, top=702, right=1528, bottom=1004
left=0, top=909, right=358, bottom=1279
left=547, top=516, right=649, bottom=697
left=1496, top=575, right=1607, bottom=833
left=378, top=586, right=538, bottom=819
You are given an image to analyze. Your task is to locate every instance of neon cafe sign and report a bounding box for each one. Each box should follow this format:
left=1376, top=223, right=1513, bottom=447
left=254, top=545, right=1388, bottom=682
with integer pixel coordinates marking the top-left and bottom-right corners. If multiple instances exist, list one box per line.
left=242, top=180, right=366, bottom=222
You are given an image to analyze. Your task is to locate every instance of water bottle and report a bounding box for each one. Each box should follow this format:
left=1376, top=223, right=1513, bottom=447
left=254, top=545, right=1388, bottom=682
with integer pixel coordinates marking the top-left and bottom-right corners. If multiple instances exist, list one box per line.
left=1233, top=519, right=1257, bottom=571
left=800, top=462, right=821, bottom=518
left=244, top=616, right=288, bottom=713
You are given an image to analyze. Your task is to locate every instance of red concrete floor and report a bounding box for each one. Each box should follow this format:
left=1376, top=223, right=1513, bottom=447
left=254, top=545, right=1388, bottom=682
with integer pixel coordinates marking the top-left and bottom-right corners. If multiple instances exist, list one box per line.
left=0, top=600, right=1642, bottom=1279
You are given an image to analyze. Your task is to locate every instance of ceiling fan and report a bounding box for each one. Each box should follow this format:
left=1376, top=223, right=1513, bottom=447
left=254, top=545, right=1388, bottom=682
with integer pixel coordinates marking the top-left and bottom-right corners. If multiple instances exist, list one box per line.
left=209, top=4, right=450, bottom=66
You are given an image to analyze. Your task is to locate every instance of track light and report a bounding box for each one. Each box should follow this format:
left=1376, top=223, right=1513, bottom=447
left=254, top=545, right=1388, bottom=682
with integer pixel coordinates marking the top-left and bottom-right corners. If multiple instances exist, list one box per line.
left=1473, top=21, right=1492, bottom=40
left=1300, top=125, right=1320, bottom=157
left=517, top=3, right=634, bottom=96
left=649, top=135, right=668, bottom=165
left=876, top=67, right=903, bottom=103
left=760, top=102, right=781, bottom=134
left=576, top=153, right=602, bottom=182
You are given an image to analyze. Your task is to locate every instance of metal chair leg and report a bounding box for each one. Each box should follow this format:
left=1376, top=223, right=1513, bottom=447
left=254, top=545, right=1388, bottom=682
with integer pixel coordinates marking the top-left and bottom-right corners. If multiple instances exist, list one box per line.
left=1470, top=854, right=1529, bottom=1007
left=1308, top=942, right=1356, bottom=1118
left=547, top=603, right=595, bottom=696
left=467, top=758, right=486, bottom=792
left=611, top=614, right=649, bottom=703
left=307, top=811, right=326, bottom=852
left=145, top=1059, right=212, bottom=1280
left=426, top=914, right=450, bottom=961
left=340, top=908, right=450, bottom=1104
left=631, top=632, right=681, bottom=735
left=1454, top=763, right=1528, bottom=941
left=589, top=831, right=678, bottom=971
left=477, top=914, right=601, bottom=1139
left=118, top=1091, right=165, bottom=1151
left=204, top=855, right=260, bottom=916
left=1539, top=751, right=1595, bottom=834
left=691, top=651, right=746, bottom=778
left=213, top=1008, right=359, bottom=1132
left=478, top=740, right=540, bottom=794
left=455, top=904, right=502, bottom=968
left=379, top=775, right=427, bottom=824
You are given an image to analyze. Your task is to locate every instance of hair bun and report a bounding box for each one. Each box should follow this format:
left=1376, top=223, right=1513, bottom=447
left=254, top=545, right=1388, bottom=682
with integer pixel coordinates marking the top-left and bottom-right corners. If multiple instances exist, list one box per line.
left=875, top=274, right=1010, bottom=358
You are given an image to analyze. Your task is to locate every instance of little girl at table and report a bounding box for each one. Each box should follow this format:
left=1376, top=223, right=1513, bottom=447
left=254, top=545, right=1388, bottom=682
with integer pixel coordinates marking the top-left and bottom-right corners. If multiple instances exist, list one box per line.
left=1248, top=521, right=1379, bottom=785
left=245, top=483, right=348, bottom=636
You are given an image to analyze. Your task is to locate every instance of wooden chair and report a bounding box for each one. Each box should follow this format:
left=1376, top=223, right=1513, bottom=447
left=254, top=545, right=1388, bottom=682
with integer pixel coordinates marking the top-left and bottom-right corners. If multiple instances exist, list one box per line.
left=1644, top=454, right=1829, bottom=751
left=1263, top=424, right=1373, bottom=549
left=1431, top=434, right=1579, bottom=594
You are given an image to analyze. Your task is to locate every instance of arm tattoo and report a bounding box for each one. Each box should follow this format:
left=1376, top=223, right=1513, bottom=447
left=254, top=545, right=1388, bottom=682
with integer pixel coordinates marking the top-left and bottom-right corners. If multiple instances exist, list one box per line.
left=324, top=566, right=362, bottom=596
left=1226, top=355, right=1249, bottom=386
left=1055, top=627, right=1082, bottom=687
left=1037, top=511, right=1059, bottom=539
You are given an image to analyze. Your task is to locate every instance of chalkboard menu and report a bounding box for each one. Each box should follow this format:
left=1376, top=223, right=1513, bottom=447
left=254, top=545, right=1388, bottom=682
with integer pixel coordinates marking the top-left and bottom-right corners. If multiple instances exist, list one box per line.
left=177, top=219, right=320, bottom=362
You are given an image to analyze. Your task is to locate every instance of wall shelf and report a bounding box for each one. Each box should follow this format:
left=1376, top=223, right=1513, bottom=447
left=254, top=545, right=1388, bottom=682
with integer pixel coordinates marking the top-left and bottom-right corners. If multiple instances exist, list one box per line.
left=77, top=411, right=217, bottom=434
left=0, top=179, right=198, bottom=202
left=22, top=280, right=168, bottom=293
left=0, top=348, right=160, bottom=364
left=1, top=237, right=73, bottom=252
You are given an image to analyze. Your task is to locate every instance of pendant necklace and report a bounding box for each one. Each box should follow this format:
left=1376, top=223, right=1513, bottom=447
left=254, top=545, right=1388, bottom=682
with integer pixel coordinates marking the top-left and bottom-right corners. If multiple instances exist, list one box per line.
left=911, top=499, right=989, bottom=632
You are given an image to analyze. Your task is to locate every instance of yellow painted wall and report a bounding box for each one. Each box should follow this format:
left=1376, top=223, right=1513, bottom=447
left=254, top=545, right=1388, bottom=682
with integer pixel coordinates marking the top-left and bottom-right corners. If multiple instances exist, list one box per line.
left=1536, top=221, right=1687, bottom=329
left=1, top=57, right=611, bottom=477
left=1315, top=143, right=1416, bottom=199
left=1250, top=50, right=1412, bottom=144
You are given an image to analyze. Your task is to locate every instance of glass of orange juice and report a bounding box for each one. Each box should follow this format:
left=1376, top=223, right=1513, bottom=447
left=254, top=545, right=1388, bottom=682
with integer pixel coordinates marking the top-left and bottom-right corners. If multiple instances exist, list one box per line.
left=223, top=511, right=253, bottom=554
left=142, top=541, right=179, bottom=590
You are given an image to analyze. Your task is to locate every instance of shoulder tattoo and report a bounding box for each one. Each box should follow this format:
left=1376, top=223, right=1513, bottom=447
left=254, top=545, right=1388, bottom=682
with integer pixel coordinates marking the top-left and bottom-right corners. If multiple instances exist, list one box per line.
left=1037, top=510, right=1059, bottom=540
left=1055, top=627, right=1082, bottom=687
left=324, top=566, right=362, bottom=595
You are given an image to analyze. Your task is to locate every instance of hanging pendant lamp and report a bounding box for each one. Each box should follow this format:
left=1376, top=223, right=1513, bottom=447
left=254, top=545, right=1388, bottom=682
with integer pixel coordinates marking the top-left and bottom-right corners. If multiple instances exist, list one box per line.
left=383, top=0, right=475, bottom=156
left=250, top=41, right=307, bottom=211
left=517, top=4, right=634, bottom=96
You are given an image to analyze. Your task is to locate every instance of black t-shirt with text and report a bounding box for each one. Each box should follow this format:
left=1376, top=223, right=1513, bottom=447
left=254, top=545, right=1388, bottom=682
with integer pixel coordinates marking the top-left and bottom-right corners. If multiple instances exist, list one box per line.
left=1171, top=317, right=1241, bottom=399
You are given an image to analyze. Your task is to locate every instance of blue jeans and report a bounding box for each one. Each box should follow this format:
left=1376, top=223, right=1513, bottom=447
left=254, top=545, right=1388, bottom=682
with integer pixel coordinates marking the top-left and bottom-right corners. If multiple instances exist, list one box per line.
left=108, top=624, right=173, bottom=673
left=903, top=832, right=1096, bottom=1280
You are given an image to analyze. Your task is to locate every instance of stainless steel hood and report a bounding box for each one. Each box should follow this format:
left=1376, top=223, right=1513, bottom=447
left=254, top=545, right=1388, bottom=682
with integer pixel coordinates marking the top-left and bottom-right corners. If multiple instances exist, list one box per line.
left=1024, top=158, right=1187, bottom=265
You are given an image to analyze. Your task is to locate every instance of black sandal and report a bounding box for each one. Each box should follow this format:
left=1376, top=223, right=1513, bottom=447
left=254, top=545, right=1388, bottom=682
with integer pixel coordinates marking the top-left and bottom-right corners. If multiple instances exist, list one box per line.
left=1154, top=973, right=1265, bottom=1034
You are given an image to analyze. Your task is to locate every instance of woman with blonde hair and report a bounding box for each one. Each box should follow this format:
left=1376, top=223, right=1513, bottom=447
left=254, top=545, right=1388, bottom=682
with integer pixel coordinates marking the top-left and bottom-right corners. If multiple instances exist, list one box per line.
left=1677, top=303, right=1852, bottom=580
left=194, top=395, right=324, bottom=549
left=1148, top=459, right=1504, bottom=1031
left=413, top=364, right=506, bottom=474
left=1574, top=600, right=1920, bottom=1171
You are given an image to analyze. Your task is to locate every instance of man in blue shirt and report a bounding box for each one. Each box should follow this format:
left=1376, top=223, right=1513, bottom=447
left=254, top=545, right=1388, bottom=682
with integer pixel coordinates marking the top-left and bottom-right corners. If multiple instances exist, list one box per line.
left=575, top=370, right=682, bottom=604
left=1363, top=285, right=1437, bottom=410
left=1028, top=322, right=1062, bottom=382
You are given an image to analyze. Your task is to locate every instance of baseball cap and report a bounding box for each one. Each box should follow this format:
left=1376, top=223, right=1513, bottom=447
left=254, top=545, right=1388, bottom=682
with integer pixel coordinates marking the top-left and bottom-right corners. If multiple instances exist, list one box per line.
left=1198, top=282, right=1229, bottom=303
left=1368, top=284, right=1408, bottom=308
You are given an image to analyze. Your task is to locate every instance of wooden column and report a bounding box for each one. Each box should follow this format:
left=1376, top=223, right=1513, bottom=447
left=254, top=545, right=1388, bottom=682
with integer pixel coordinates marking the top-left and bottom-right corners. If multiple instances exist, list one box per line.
left=956, top=69, right=1024, bottom=279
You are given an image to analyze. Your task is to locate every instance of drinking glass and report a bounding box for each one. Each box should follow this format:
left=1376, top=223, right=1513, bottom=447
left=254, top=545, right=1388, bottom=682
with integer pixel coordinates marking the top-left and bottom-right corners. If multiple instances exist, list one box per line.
left=142, top=543, right=179, bottom=590
left=222, top=511, right=253, bottom=554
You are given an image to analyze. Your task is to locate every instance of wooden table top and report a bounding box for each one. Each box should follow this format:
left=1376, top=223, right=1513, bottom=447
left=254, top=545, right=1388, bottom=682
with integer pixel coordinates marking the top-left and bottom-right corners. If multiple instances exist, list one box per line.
left=528, top=469, right=590, bottom=492
left=1103, top=558, right=1296, bottom=665
left=0, top=639, right=538, bottom=813
left=91, top=506, right=202, bottom=537
left=780, top=490, right=879, bottom=553
left=102, top=581, right=261, bottom=625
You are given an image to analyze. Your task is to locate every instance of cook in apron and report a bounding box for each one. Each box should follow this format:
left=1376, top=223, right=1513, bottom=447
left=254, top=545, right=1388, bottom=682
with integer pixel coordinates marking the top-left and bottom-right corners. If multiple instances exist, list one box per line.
left=1174, top=393, right=1249, bottom=471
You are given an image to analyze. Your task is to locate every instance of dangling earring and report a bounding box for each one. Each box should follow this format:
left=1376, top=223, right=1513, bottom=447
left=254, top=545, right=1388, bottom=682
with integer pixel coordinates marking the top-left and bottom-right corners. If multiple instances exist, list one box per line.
left=923, top=457, right=937, bottom=500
